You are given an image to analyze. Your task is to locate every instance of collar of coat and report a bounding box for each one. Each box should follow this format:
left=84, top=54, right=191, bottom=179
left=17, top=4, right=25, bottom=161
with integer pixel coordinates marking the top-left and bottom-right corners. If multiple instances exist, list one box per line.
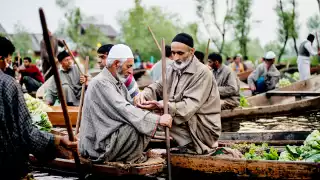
left=101, top=67, right=122, bottom=85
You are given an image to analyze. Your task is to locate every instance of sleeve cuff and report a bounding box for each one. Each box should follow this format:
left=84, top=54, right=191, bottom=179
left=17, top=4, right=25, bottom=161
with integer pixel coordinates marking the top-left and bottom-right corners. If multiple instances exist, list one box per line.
left=168, top=102, right=176, bottom=117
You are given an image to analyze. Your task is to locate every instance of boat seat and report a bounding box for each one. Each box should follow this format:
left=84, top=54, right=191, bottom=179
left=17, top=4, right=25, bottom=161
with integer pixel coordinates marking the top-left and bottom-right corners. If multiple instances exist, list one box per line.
left=266, top=91, right=320, bottom=100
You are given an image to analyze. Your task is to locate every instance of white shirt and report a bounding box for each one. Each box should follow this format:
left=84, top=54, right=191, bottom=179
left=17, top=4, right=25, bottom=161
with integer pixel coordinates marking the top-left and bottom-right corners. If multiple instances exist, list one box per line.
left=302, top=41, right=318, bottom=57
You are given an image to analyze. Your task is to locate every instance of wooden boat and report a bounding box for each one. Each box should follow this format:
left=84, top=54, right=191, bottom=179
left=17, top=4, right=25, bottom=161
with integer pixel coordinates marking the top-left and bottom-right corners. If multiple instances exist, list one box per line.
left=237, top=70, right=253, bottom=82
left=170, top=130, right=319, bottom=179
left=221, top=74, right=320, bottom=121
left=30, top=155, right=164, bottom=177
left=40, top=129, right=318, bottom=179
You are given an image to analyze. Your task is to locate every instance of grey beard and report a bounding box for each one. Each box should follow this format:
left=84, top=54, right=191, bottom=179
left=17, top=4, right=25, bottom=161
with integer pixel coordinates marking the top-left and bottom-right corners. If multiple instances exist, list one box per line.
left=173, top=56, right=192, bottom=70
left=116, top=68, right=127, bottom=83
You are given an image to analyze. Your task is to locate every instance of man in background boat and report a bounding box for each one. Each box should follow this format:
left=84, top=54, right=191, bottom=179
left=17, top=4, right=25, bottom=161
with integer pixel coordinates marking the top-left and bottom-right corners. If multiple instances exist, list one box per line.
left=18, top=57, right=44, bottom=93
left=208, top=52, right=240, bottom=110
left=149, top=45, right=173, bottom=82
left=229, top=54, right=246, bottom=73
left=194, top=50, right=205, bottom=64
left=79, top=44, right=172, bottom=164
left=0, top=36, right=77, bottom=180
left=97, top=44, right=140, bottom=99
left=40, top=30, right=64, bottom=81
left=297, top=34, right=320, bottom=81
left=45, top=50, right=88, bottom=106
left=136, top=33, right=221, bottom=155
left=248, top=51, right=280, bottom=94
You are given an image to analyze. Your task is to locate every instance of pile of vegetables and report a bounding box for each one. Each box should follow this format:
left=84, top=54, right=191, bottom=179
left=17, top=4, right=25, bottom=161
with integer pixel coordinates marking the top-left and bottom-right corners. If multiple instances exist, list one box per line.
left=24, top=93, right=53, bottom=132
left=279, top=130, right=320, bottom=162
left=240, top=95, right=249, bottom=107
left=232, top=130, right=320, bottom=163
left=292, top=72, right=300, bottom=81
left=232, top=143, right=279, bottom=160
left=278, top=78, right=291, bottom=88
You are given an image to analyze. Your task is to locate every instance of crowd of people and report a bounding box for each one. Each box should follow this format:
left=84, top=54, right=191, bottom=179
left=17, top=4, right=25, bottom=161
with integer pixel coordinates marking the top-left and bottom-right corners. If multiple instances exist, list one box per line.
left=1, top=31, right=320, bottom=179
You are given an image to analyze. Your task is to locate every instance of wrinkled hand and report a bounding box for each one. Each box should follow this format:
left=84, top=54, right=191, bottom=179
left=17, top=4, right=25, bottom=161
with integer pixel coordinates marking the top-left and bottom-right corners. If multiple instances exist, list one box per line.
left=80, top=75, right=88, bottom=84
left=250, top=84, right=256, bottom=91
left=59, top=135, right=78, bottom=151
left=135, top=92, right=146, bottom=105
left=138, top=100, right=163, bottom=110
left=159, top=114, right=173, bottom=128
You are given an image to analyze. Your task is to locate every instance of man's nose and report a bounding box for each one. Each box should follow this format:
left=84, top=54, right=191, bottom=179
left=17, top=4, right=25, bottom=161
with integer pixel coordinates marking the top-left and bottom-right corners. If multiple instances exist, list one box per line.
left=128, top=68, right=133, bottom=75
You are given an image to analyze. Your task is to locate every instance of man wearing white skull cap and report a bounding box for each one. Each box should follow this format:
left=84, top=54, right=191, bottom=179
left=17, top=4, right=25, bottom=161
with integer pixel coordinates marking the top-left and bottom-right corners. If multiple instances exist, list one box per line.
left=247, top=51, right=280, bottom=94
left=79, top=44, right=173, bottom=163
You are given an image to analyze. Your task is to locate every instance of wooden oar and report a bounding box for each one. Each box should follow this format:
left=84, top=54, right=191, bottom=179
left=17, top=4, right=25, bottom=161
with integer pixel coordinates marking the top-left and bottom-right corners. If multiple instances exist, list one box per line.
left=75, top=56, right=89, bottom=135
left=17, top=50, right=21, bottom=66
left=62, top=40, right=84, bottom=75
left=161, top=38, right=172, bottom=180
left=148, top=26, right=162, bottom=52
left=39, top=8, right=84, bottom=180
left=204, top=39, right=210, bottom=64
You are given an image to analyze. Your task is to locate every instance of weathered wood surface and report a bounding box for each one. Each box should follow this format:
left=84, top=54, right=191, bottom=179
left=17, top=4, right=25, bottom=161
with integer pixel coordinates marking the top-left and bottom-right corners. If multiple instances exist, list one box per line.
left=30, top=155, right=164, bottom=176
left=222, top=75, right=320, bottom=120
left=170, top=154, right=320, bottom=179
left=238, top=70, right=253, bottom=82
left=266, top=91, right=320, bottom=97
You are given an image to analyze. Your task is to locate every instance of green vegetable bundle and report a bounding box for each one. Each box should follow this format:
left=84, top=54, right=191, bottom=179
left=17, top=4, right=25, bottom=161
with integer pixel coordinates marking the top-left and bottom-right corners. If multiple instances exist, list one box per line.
left=240, top=95, right=249, bottom=107
left=279, top=130, right=320, bottom=162
left=232, top=143, right=279, bottom=160
left=24, top=93, right=53, bottom=132
left=292, top=72, right=300, bottom=81
left=278, top=78, right=291, bottom=88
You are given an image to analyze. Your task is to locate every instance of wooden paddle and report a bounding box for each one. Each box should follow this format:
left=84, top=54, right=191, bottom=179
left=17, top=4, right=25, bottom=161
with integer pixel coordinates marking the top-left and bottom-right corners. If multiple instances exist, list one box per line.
left=148, top=26, right=162, bottom=52
left=39, top=8, right=84, bottom=180
left=62, top=40, right=84, bottom=76
left=161, top=38, right=172, bottom=180
left=204, top=39, right=210, bottom=64
left=75, top=56, right=89, bottom=135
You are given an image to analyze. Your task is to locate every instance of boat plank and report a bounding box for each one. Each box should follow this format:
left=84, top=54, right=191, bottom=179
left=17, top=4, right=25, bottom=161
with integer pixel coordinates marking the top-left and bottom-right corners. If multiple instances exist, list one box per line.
left=171, top=154, right=320, bottom=179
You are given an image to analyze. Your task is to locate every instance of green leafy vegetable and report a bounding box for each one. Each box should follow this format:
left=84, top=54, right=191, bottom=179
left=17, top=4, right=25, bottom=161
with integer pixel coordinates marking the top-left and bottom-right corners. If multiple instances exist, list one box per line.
left=240, top=95, right=249, bottom=107
left=24, top=93, right=53, bottom=132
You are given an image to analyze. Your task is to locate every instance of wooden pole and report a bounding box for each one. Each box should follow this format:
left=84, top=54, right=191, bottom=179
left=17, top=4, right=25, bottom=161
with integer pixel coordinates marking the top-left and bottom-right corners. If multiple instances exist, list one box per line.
left=316, top=32, right=320, bottom=50
left=17, top=50, right=21, bottom=66
left=39, top=8, right=84, bottom=180
left=161, top=38, right=172, bottom=180
left=75, top=56, right=89, bottom=135
left=62, top=40, right=84, bottom=75
left=148, top=26, right=162, bottom=52
left=204, top=39, right=210, bottom=64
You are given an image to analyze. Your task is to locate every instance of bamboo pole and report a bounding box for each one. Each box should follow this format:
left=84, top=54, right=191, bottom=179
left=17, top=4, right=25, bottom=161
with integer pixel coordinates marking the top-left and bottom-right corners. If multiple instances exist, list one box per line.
left=204, top=39, right=210, bottom=64
left=39, top=8, right=84, bottom=180
left=75, top=56, right=89, bottom=135
left=148, top=26, right=162, bottom=52
left=161, top=38, right=172, bottom=180
left=62, top=40, right=84, bottom=75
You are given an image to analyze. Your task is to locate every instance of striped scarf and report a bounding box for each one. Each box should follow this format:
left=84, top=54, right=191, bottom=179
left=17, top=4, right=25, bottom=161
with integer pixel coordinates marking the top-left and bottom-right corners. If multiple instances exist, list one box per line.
left=124, top=74, right=139, bottom=98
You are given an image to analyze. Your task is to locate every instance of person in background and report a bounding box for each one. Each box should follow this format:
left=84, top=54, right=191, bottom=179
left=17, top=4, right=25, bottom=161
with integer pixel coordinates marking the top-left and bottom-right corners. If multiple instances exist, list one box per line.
left=297, top=34, right=320, bottom=80
left=45, top=50, right=88, bottom=106
left=229, top=54, right=246, bottom=73
left=18, top=57, right=44, bottom=93
left=149, top=45, right=173, bottom=82
left=97, top=44, right=140, bottom=99
left=225, top=56, right=233, bottom=65
left=194, top=50, right=205, bottom=64
left=40, top=30, right=64, bottom=81
left=243, top=55, right=255, bottom=71
left=0, top=36, right=77, bottom=180
left=208, top=52, right=240, bottom=110
left=247, top=51, right=280, bottom=94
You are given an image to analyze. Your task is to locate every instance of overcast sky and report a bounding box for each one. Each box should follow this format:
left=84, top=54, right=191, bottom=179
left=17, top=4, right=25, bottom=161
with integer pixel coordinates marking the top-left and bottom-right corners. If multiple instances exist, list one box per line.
left=0, top=0, right=319, bottom=46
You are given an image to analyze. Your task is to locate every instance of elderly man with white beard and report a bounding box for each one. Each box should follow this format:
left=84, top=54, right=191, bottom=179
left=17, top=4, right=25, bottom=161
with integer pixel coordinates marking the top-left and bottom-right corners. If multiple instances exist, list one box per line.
left=79, top=44, right=173, bottom=164
left=136, top=33, right=222, bottom=155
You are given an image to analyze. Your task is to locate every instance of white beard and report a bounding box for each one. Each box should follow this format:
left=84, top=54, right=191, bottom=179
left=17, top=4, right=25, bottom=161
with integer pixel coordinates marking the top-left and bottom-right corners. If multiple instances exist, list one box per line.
left=173, top=56, right=192, bottom=70
left=116, top=68, right=127, bottom=83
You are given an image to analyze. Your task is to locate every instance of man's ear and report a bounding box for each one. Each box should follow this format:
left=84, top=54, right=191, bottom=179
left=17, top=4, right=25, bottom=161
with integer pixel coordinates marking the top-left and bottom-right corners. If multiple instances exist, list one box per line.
left=114, top=60, right=121, bottom=68
left=190, top=48, right=195, bottom=55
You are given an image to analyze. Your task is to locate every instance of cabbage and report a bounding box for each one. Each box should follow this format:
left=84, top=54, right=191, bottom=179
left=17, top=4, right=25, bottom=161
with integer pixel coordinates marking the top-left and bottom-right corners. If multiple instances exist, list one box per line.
left=24, top=93, right=53, bottom=132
